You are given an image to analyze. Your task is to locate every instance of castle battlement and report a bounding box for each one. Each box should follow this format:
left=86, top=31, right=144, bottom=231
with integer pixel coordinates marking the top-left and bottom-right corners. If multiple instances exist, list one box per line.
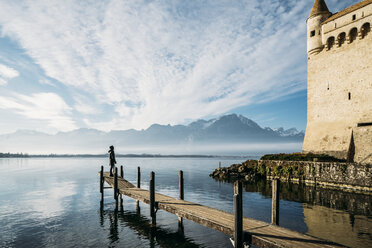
left=303, top=0, right=372, bottom=164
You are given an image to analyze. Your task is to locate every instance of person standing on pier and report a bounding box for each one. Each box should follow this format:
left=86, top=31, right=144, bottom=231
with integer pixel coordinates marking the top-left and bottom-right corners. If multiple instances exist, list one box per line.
left=108, top=145, right=116, bottom=176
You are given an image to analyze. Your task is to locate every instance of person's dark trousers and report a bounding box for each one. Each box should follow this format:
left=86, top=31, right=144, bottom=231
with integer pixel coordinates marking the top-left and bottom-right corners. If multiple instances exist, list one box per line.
left=110, top=165, right=114, bottom=176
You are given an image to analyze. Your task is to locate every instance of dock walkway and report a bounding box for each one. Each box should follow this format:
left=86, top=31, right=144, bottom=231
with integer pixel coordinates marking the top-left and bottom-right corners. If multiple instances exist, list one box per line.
left=99, top=170, right=344, bottom=248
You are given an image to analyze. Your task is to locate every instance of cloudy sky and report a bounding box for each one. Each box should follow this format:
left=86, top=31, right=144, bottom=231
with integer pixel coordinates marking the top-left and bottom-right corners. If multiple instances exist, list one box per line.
left=0, top=0, right=356, bottom=134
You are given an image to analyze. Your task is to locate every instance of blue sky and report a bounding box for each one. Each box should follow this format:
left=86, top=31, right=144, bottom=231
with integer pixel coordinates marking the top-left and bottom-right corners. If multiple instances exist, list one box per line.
left=0, top=0, right=357, bottom=134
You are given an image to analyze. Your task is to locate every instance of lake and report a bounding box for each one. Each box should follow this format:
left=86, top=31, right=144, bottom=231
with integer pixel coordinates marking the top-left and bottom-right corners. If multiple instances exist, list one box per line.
left=0, top=157, right=371, bottom=247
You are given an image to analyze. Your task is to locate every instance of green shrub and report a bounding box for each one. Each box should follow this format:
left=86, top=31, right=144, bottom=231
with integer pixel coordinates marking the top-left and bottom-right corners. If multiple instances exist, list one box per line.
left=260, top=153, right=346, bottom=162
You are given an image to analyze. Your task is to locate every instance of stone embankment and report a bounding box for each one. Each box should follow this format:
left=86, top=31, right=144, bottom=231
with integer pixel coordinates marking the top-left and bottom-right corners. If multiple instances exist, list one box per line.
left=210, top=160, right=372, bottom=192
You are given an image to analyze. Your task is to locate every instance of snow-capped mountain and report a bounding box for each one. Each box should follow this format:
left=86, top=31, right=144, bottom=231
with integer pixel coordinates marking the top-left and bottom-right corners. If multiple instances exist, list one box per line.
left=0, top=114, right=304, bottom=154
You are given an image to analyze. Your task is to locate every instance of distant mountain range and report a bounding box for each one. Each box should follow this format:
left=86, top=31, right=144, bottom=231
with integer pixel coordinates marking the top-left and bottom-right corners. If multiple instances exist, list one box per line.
left=0, top=114, right=304, bottom=154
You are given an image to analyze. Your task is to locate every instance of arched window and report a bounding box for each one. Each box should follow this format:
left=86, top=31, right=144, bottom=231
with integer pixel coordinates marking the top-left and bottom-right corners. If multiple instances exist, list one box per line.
left=337, top=32, right=346, bottom=47
left=361, top=23, right=370, bottom=38
left=349, top=27, right=358, bottom=43
left=327, top=36, right=335, bottom=50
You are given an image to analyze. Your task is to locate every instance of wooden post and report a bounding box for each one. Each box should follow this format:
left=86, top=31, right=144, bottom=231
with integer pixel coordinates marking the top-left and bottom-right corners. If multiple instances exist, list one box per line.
left=179, top=170, right=184, bottom=200
left=272, top=179, right=280, bottom=225
left=100, top=165, right=104, bottom=203
left=178, top=170, right=184, bottom=228
left=234, top=181, right=243, bottom=248
left=100, top=166, right=104, bottom=194
left=150, top=171, right=156, bottom=224
left=114, top=167, right=118, bottom=202
left=219, top=161, right=221, bottom=168
left=119, top=166, right=123, bottom=208
left=137, top=167, right=141, bottom=188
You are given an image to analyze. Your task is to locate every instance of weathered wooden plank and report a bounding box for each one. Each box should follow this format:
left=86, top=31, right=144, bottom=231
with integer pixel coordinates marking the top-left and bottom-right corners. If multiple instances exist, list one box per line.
left=99, top=172, right=345, bottom=248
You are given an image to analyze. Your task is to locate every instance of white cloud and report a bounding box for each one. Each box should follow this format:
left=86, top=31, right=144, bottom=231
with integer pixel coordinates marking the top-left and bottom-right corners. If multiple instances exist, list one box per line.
left=0, top=78, right=7, bottom=85
left=0, top=0, right=357, bottom=131
left=39, top=78, right=55, bottom=86
left=0, top=63, right=19, bottom=79
left=0, top=92, right=77, bottom=131
left=0, top=63, right=19, bottom=85
left=73, top=94, right=99, bottom=115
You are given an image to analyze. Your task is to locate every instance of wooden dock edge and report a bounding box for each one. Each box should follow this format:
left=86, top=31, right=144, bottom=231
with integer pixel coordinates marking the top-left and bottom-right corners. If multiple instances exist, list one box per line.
left=99, top=171, right=345, bottom=248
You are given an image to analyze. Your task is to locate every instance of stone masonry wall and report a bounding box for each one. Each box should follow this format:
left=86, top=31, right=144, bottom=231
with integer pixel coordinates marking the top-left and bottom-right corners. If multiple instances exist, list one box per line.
left=259, top=160, right=372, bottom=191
left=353, top=125, right=372, bottom=164
left=303, top=26, right=372, bottom=160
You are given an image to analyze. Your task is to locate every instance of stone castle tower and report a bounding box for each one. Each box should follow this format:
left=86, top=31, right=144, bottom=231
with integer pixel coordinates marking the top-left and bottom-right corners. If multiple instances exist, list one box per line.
left=303, top=0, right=372, bottom=164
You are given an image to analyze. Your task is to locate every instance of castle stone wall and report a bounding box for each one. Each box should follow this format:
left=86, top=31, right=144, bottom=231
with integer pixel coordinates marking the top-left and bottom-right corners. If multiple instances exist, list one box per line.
left=303, top=15, right=372, bottom=161
left=353, top=126, right=372, bottom=164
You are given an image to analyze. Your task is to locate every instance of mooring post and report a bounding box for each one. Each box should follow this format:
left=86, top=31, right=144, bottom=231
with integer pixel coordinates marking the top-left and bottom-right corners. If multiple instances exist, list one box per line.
left=234, top=181, right=243, bottom=248
left=119, top=165, right=123, bottom=208
left=100, top=165, right=104, bottom=193
left=150, top=171, right=156, bottom=225
left=100, top=165, right=104, bottom=204
left=178, top=170, right=184, bottom=228
left=272, top=179, right=280, bottom=225
left=179, top=170, right=184, bottom=200
left=114, top=167, right=118, bottom=204
left=137, top=166, right=141, bottom=188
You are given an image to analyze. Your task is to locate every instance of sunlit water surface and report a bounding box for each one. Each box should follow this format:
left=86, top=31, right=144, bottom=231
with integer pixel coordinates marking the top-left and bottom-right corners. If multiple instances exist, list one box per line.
left=0, top=158, right=370, bottom=247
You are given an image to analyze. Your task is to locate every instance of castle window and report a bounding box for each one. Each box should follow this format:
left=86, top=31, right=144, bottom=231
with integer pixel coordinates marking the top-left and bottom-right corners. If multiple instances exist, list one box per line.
left=352, top=14, right=356, bottom=21
left=349, top=28, right=358, bottom=43
left=348, top=92, right=351, bottom=100
left=327, top=36, right=335, bottom=50
left=361, top=23, right=371, bottom=38
left=310, top=30, right=315, bottom=37
left=335, top=23, right=337, bottom=28
left=337, top=32, right=346, bottom=47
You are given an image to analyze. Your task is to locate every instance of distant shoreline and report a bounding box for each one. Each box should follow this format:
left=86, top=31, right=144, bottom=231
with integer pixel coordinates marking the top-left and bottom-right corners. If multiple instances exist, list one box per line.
left=0, top=153, right=257, bottom=159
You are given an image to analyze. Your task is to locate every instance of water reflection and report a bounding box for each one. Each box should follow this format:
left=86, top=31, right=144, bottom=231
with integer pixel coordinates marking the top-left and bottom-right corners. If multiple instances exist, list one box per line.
left=215, top=178, right=372, bottom=247
left=303, top=204, right=371, bottom=248
left=99, top=202, right=201, bottom=248
left=237, top=180, right=371, bottom=216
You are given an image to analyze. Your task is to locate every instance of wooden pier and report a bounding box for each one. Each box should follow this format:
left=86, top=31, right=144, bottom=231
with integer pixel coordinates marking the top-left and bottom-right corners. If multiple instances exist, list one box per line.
left=99, top=166, right=345, bottom=248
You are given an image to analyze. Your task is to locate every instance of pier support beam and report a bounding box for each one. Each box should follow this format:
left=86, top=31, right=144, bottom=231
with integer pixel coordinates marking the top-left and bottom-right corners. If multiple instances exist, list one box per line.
left=179, top=170, right=184, bottom=200
left=136, top=167, right=141, bottom=209
left=114, top=167, right=118, bottom=207
left=120, top=165, right=124, bottom=208
left=150, top=171, right=156, bottom=225
left=178, top=170, right=184, bottom=231
left=272, top=179, right=280, bottom=225
left=137, top=167, right=141, bottom=188
left=234, top=181, right=243, bottom=248
left=100, top=165, right=104, bottom=202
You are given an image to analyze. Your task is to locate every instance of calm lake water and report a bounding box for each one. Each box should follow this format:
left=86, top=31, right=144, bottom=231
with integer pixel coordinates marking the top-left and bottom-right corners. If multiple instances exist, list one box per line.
left=0, top=157, right=371, bottom=248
